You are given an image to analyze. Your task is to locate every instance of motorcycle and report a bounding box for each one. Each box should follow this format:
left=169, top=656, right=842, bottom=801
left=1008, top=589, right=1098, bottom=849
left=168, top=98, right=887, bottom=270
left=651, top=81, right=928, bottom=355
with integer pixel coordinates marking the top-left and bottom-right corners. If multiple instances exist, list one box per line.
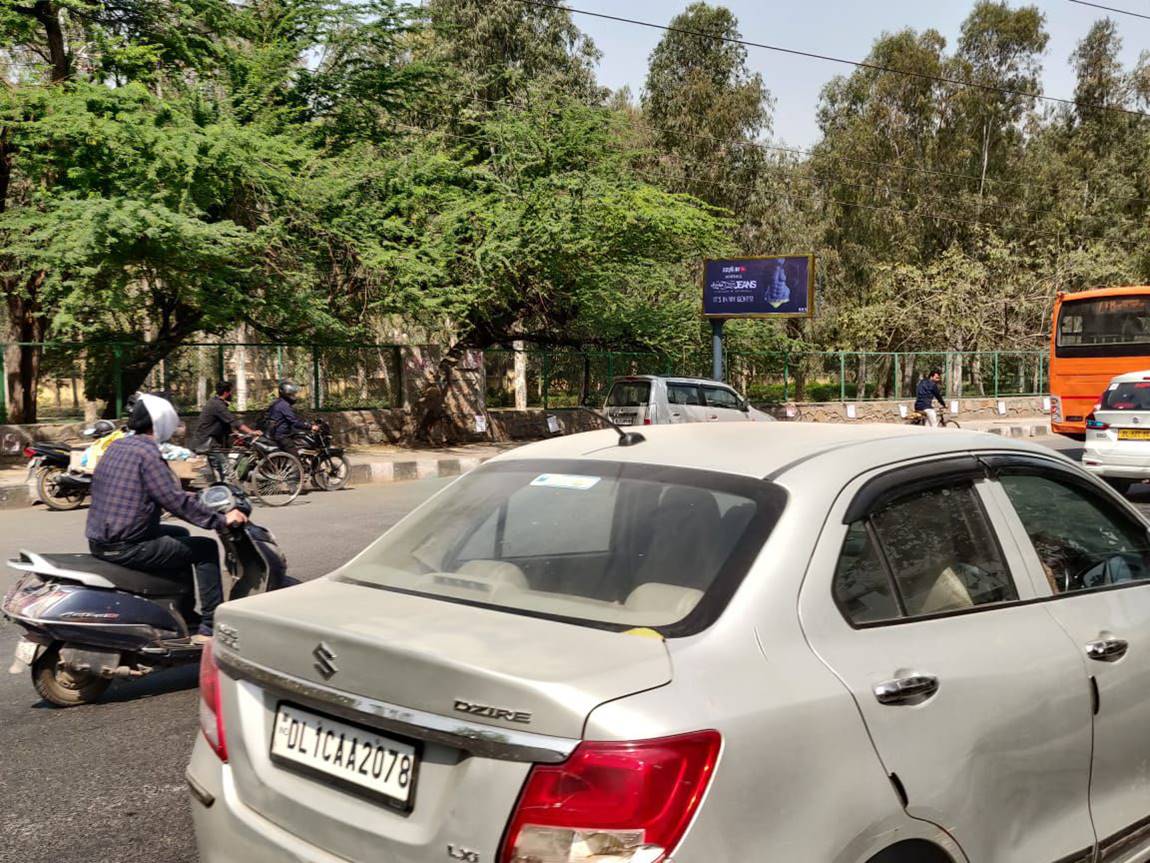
left=31, top=421, right=120, bottom=511
left=293, top=419, right=351, bottom=491
left=2, top=484, right=293, bottom=707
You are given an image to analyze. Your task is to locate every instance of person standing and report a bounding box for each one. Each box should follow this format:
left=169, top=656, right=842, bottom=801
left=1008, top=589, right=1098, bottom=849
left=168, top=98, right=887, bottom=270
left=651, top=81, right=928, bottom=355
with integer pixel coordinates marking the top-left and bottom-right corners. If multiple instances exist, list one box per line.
left=914, top=369, right=947, bottom=427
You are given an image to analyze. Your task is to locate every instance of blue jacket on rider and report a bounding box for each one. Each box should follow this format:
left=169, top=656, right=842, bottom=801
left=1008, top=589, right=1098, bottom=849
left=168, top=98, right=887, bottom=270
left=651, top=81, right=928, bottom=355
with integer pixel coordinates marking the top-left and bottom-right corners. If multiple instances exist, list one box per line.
left=914, top=378, right=946, bottom=412
left=266, top=397, right=311, bottom=440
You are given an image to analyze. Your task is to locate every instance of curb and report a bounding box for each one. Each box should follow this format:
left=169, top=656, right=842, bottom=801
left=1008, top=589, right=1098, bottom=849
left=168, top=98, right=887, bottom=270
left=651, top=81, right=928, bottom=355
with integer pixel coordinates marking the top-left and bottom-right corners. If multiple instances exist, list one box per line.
left=972, top=421, right=1051, bottom=438
left=0, top=455, right=496, bottom=512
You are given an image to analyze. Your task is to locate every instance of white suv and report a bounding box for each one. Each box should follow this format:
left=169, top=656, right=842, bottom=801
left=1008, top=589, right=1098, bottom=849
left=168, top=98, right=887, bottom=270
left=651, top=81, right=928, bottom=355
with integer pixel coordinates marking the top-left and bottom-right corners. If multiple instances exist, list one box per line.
left=602, top=375, right=773, bottom=426
left=1083, top=368, right=1150, bottom=494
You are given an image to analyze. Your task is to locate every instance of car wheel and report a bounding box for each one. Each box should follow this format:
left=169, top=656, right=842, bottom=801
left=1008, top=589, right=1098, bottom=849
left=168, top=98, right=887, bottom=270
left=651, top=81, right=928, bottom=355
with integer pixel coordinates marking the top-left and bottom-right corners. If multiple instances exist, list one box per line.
left=32, top=644, right=111, bottom=707
left=867, top=839, right=955, bottom=863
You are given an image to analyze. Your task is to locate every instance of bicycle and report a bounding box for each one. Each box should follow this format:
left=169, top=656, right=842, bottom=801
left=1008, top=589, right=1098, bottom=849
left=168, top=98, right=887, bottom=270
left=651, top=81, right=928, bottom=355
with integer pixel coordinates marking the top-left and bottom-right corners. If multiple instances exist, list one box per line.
left=209, top=434, right=305, bottom=507
left=906, top=408, right=961, bottom=429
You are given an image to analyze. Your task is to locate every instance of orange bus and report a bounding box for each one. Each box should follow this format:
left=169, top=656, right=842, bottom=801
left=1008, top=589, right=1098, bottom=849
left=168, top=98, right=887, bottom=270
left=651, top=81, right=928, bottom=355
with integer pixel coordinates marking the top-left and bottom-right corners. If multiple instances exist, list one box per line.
left=1050, top=285, right=1150, bottom=435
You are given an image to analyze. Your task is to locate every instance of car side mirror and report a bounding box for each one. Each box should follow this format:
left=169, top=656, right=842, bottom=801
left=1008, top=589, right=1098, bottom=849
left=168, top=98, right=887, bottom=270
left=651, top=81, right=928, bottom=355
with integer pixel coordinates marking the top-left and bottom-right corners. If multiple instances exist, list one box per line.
left=739, top=400, right=749, bottom=412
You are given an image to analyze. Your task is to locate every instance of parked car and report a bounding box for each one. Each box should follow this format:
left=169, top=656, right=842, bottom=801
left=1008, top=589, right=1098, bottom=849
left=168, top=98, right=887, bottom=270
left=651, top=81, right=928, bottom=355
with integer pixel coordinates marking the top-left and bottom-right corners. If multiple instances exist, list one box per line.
left=189, top=422, right=1150, bottom=863
left=1083, top=368, right=1150, bottom=494
left=602, top=375, right=773, bottom=425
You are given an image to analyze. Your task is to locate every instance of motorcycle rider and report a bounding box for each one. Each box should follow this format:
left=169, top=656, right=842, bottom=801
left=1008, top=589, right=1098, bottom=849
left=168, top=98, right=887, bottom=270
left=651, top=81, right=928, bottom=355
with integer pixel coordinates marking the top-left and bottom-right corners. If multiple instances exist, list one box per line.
left=266, top=381, right=316, bottom=456
left=85, top=394, right=247, bottom=643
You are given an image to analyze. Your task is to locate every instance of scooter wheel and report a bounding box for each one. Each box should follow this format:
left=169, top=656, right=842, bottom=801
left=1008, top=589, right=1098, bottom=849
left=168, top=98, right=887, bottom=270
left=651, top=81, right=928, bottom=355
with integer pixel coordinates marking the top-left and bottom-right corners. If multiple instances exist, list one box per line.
left=36, top=466, right=86, bottom=512
left=32, top=645, right=111, bottom=707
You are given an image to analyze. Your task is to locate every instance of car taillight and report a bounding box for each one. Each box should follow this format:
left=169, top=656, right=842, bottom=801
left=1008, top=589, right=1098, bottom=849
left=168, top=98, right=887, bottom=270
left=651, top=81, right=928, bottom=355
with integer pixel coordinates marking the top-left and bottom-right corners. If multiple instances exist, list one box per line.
left=22, top=447, right=36, bottom=459
left=643, top=418, right=652, bottom=425
left=1085, top=412, right=1109, bottom=431
left=199, top=639, right=228, bottom=762
left=499, top=730, right=721, bottom=863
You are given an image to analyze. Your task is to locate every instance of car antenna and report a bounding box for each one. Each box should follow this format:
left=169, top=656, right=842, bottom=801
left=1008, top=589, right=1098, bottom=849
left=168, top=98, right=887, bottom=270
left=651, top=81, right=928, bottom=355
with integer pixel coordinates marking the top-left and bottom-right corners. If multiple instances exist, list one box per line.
left=575, top=405, right=646, bottom=446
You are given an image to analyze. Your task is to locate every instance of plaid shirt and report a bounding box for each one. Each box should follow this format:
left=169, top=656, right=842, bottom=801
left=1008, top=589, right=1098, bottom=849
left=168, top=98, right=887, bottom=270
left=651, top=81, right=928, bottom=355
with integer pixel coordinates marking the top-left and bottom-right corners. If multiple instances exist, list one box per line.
left=85, top=434, right=225, bottom=544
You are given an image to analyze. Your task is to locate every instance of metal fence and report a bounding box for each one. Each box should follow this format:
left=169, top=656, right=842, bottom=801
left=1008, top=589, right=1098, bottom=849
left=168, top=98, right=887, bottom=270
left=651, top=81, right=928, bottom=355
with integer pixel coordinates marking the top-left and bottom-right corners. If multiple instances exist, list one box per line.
left=1, top=341, right=1048, bottom=424
left=0, top=341, right=403, bottom=422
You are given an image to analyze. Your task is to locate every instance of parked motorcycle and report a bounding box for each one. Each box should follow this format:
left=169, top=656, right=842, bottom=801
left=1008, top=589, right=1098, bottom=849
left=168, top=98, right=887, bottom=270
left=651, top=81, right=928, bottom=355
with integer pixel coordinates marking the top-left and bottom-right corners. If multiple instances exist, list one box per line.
left=31, top=420, right=119, bottom=511
left=2, top=484, right=292, bottom=707
left=293, top=419, right=351, bottom=491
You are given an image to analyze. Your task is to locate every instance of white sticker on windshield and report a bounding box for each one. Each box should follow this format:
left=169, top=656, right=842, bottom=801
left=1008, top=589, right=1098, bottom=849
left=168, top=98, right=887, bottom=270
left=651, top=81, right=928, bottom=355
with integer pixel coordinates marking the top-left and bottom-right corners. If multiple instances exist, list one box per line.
left=530, top=473, right=601, bottom=491
left=1109, top=382, right=1120, bottom=390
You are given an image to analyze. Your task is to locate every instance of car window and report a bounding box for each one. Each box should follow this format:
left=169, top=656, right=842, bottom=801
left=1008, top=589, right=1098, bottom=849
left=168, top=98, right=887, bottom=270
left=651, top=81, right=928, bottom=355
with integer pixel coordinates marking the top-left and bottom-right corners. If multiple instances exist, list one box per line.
left=870, top=482, right=1018, bottom=618
left=606, top=381, right=651, bottom=407
left=667, top=383, right=701, bottom=405
left=999, top=474, right=1150, bottom=594
left=1100, top=381, right=1150, bottom=411
left=344, top=461, right=786, bottom=634
left=702, top=385, right=741, bottom=410
left=833, top=521, right=900, bottom=624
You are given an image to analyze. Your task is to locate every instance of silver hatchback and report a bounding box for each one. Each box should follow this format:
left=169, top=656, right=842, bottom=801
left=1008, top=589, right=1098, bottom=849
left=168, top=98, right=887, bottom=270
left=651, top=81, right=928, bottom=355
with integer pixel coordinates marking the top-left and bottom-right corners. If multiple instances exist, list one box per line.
left=189, top=423, right=1150, bottom=863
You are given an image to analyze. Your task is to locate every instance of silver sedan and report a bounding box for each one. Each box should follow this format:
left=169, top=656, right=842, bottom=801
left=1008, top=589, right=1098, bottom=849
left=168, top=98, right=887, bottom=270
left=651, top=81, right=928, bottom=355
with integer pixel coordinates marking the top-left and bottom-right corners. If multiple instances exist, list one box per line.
left=188, top=422, right=1150, bottom=863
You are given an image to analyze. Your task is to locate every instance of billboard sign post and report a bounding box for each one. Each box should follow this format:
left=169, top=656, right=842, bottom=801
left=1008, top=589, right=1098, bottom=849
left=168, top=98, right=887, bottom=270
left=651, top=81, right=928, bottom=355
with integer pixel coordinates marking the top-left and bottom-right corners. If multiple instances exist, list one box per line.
left=703, top=255, right=816, bottom=381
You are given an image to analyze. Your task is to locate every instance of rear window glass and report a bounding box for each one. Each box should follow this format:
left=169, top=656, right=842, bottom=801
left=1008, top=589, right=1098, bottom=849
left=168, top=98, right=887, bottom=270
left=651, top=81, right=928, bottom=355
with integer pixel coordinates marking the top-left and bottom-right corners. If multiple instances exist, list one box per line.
left=340, top=460, right=785, bottom=634
left=606, top=381, right=651, bottom=407
left=1057, top=296, right=1150, bottom=356
left=1101, top=381, right=1150, bottom=411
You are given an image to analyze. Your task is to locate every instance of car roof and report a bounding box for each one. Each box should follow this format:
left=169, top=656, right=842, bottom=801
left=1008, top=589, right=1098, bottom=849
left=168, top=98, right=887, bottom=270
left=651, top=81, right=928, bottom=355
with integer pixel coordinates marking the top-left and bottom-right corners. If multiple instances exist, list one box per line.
left=487, top=422, right=1049, bottom=481
left=1104, top=369, right=1150, bottom=385
left=612, top=375, right=732, bottom=386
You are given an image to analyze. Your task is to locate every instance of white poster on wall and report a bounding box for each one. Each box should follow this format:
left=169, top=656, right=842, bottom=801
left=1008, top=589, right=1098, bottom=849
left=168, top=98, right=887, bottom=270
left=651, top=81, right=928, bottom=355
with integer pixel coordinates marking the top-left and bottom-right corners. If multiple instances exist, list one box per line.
left=950, top=400, right=960, bottom=415
left=898, top=404, right=908, bottom=418
left=997, top=400, right=1008, bottom=416
left=546, top=415, right=560, bottom=435
left=1042, top=396, right=1051, bottom=412
left=474, top=414, right=488, bottom=433
left=846, top=403, right=857, bottom=419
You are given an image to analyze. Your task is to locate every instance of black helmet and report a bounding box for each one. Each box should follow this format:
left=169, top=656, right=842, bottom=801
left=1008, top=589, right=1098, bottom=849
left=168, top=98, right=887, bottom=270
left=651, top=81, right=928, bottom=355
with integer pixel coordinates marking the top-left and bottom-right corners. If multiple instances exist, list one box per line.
left=123, top=391, right=143, bottom=416
left=278, top=381, right=300, bottom=403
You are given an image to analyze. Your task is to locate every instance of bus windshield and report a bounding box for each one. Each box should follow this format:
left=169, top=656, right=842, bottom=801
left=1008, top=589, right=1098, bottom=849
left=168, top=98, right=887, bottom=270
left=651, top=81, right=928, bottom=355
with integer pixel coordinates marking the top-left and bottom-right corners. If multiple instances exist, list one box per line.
left=1057, top=295, right=1150, bottom=357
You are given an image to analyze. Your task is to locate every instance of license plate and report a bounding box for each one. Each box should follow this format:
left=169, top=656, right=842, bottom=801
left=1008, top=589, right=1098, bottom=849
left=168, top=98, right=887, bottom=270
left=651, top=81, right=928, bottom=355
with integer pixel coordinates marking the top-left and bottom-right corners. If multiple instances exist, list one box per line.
left=270, top=703, right=419, bottom=811
left=1118, top=429, right=1150, bottom=441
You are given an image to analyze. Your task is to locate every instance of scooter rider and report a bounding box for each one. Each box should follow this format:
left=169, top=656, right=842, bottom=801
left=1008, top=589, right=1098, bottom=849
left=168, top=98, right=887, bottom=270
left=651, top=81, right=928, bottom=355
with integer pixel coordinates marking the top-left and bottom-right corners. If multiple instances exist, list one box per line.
left=85, top=394, right=247, bottom=644
left=267, top=381, right=317, bottom=457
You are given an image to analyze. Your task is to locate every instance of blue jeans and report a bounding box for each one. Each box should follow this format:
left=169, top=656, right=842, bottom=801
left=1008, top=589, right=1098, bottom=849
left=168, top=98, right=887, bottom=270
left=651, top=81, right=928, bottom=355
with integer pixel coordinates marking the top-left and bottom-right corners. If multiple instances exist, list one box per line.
left=91, top=524, right=223, bottom=635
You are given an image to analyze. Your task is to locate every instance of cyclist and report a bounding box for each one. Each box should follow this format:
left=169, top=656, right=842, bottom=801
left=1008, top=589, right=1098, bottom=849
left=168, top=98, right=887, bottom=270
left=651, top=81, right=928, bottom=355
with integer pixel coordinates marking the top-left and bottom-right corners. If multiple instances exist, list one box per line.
left=914, top=369, right=947, bottom=427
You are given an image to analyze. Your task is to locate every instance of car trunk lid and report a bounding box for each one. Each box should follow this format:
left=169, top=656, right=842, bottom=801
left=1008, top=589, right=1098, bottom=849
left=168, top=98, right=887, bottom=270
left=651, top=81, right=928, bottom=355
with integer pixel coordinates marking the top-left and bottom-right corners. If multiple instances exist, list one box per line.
left=213, top=579, right=672, bottom=863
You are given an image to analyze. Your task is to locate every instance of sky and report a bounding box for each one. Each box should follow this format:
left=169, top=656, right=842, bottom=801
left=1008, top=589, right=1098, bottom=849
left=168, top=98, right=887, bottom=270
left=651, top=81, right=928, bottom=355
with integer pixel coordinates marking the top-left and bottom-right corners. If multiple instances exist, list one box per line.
left=574, top=0, right=1148, bottom=147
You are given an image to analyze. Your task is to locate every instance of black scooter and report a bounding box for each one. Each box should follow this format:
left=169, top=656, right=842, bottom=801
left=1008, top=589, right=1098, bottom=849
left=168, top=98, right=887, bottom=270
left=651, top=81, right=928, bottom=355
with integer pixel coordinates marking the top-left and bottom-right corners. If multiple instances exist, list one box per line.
left=27, top=422, right=120, bottom=511
left=2, top=484, right=291, bottom=707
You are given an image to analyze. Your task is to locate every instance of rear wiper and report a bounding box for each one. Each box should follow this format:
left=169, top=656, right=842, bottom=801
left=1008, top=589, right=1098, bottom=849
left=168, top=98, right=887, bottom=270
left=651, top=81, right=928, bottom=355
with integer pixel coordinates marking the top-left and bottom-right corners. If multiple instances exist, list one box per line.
left=574, top=405, right=646, bottom=447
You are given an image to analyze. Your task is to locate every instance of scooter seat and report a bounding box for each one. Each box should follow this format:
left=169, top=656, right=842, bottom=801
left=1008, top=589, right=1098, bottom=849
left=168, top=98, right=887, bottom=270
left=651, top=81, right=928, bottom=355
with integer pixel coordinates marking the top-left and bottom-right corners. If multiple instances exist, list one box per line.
left=40, top=553, right=192, bottom=597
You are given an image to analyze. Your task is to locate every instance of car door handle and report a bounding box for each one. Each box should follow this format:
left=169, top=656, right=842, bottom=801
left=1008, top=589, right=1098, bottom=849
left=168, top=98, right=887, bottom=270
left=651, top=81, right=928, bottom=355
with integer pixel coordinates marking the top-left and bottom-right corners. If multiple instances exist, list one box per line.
left=1086, top=637, right=1129, bottom=662
left=874, top=674, right=940, bottom=706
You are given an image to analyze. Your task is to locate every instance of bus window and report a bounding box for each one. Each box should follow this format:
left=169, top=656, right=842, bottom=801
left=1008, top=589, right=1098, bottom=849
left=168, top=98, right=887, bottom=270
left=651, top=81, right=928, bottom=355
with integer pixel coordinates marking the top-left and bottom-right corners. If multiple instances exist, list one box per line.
left=1057, top=296, right=1150, bottom=355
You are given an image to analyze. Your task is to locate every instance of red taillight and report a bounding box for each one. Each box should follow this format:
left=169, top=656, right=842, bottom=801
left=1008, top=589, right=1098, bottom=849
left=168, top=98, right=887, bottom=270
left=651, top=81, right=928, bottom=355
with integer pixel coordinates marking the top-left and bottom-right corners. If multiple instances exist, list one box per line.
left=1085, top=412, right=1110, bottom=431
left=643, top=418, right=652, bottom=425
left=23, top=447, right=36, bottom=459
left=198, top=639, right=228, bottom=762
left=499, top=730, right=721, bottom=863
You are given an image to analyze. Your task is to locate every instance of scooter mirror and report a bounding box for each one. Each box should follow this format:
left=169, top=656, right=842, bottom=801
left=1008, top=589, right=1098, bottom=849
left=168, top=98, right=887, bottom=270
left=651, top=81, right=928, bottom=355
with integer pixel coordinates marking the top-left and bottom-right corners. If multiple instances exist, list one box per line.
left=200, top=485, right=236, bottom=513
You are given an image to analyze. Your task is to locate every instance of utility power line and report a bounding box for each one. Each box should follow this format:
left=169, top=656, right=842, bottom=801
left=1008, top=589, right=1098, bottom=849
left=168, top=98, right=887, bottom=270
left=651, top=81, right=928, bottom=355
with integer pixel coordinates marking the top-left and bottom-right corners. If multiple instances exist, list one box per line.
left=1068, top=0, right=1150, bottom=21
left=508, top=0, right=1150, bottom=120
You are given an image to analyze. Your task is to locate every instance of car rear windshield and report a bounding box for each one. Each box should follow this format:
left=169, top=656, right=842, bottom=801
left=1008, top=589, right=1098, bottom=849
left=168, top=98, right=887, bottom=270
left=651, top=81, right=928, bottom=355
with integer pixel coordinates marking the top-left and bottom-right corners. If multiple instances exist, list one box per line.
left=338, top=459, right=785, bottom=636
left=1101, top=381, right=1150, bottom=411
left=1057, top=296, right=1150, bottom=357
left=606, top=381, right=651, bottom=407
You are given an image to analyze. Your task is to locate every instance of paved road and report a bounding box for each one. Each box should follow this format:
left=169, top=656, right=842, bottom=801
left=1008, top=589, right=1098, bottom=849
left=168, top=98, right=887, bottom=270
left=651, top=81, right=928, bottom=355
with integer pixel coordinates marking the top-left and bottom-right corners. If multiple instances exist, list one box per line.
left=2, top=434, right=1148, bottom=863
left=0, top=479, right=448, bottom=863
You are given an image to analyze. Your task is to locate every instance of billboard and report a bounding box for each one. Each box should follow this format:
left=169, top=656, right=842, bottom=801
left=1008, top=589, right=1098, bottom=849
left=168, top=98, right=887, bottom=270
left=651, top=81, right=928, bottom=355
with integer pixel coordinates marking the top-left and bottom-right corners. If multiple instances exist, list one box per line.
left=703, top=255, right=814, bottom=318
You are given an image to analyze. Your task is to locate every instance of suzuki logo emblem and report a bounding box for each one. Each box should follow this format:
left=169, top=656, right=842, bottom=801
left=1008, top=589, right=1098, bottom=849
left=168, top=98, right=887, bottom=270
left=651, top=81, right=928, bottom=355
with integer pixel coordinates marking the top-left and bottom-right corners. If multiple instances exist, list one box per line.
left=312, top=642, right=338, bottom=679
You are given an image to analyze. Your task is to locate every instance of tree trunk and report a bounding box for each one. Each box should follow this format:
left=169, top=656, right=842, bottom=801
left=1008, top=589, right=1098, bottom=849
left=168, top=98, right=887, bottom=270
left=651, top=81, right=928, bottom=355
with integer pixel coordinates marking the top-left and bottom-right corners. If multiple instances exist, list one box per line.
left=34, top=2, right=71, bottom=83
left=4, top=276, right=46, bottom=424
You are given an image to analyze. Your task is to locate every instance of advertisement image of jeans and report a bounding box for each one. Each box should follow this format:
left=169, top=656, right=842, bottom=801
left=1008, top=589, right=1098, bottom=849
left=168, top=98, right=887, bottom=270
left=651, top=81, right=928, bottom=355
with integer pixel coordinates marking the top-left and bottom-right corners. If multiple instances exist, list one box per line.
left=90, top=524, right=223, bottom=635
